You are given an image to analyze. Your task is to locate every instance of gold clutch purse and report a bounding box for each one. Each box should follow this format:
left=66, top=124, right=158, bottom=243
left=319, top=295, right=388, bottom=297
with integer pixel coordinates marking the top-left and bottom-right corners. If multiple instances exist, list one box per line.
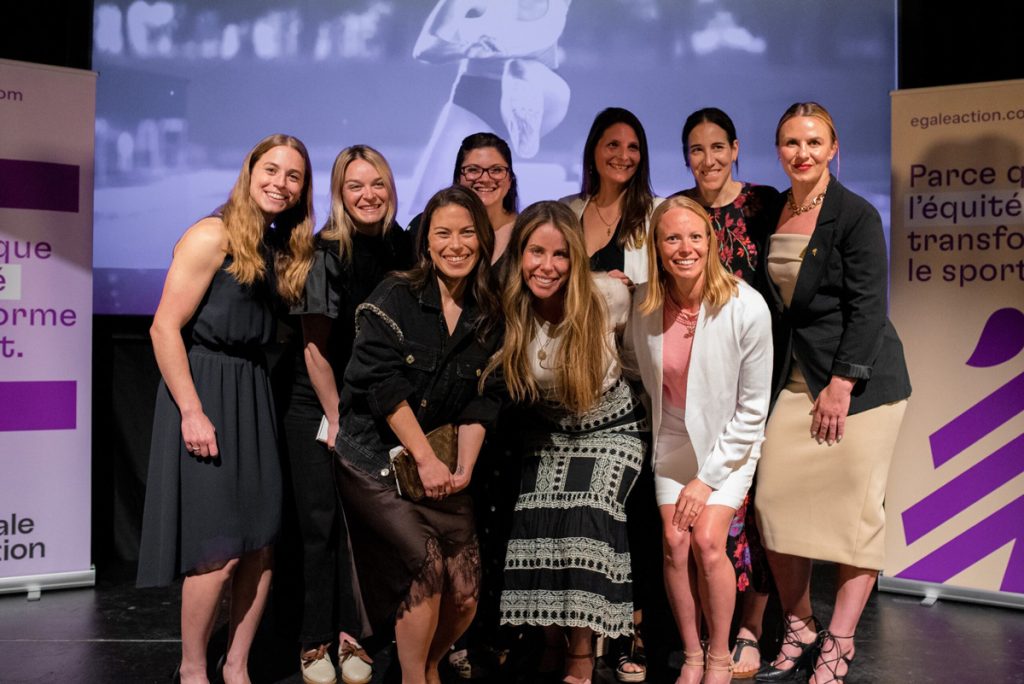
left=389, top=424, right=459, bottom=501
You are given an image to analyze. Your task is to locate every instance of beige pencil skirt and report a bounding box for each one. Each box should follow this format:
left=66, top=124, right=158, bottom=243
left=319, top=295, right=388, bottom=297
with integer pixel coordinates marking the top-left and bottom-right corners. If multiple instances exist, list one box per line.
left=755, top=366, right=907, bottom=570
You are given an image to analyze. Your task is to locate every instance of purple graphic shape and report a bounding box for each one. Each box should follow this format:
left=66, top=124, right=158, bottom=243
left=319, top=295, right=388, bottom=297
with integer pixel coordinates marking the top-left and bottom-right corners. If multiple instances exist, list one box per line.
left=0, top=381, right=77, bottom=431
left=0, top=159, right=79, bottom=213
left=967, top=308, right=1024, bottom=368
left=928, top=373, right=1024, bottom=467
left=896, top=494, right=1024, bottom=593
left=903, top=432, right=1024, bottom=544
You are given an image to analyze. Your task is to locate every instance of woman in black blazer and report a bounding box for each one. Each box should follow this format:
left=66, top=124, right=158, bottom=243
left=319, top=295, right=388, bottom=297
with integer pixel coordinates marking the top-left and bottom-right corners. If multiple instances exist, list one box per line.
left=754, top=103, right=911, bottom=684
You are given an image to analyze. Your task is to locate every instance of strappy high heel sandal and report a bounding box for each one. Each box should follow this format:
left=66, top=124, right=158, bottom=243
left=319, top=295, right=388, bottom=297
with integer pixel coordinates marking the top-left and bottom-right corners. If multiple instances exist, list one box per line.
left=676, top=648, right=704, bottom=684
left=562, top=650, right=594, bottom=684
left=755, top=614, right=820, bottom=682
left=705, top=650, right=735, bottom=683
left=809, top=630, right=855, bottom=684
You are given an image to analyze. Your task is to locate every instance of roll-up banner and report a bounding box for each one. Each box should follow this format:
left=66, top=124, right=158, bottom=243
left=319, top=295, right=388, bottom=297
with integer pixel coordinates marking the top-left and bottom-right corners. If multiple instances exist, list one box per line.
left=884, top=80, right=1024, bottom=608
left=0, top=59, right=96, bottom=596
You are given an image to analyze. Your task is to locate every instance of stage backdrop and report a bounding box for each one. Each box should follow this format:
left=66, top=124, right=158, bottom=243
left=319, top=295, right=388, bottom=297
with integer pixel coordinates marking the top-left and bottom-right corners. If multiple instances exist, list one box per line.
left=0, top=59, right=96, bottom=595
left=884, top=79, right=1024, bottom=607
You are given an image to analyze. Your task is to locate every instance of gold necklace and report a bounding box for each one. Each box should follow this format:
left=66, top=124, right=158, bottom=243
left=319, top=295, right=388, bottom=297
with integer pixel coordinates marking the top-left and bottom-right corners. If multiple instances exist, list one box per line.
left=667, top=289, right=700, bottom=337
left=537, top=330, right=556, bottom=363
left=591, top=200, right=621, bottom=237
left=787, top=188, right=827, bottom=215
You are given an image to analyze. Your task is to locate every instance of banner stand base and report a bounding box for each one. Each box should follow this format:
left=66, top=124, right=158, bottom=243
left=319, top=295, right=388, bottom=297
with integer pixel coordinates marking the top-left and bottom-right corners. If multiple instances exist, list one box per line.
left=879, top=575, right=1024, bottom=611
left=0, top=566, right=96, bottom=599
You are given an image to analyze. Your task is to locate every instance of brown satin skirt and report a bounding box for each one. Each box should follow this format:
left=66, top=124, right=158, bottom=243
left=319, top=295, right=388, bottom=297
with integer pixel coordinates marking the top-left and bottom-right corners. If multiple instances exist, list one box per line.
left=334, top=455, right=478, bottom=634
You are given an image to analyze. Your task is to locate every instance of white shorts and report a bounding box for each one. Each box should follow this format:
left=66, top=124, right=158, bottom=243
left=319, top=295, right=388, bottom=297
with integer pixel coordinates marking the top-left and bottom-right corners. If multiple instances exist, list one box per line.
left=653, top=403, right=754, bottom=510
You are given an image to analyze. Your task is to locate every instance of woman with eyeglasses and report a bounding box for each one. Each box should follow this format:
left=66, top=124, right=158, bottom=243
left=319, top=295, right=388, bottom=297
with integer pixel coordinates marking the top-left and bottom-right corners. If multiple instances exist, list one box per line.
left=438, top=132, right=523, bottom=680
left=411, top=132, right=520, bottom=269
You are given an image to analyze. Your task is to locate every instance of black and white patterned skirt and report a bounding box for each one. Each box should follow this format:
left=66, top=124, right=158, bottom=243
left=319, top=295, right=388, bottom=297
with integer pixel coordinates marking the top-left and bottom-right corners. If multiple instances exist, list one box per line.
left=499, top=377, right=648, bottom=638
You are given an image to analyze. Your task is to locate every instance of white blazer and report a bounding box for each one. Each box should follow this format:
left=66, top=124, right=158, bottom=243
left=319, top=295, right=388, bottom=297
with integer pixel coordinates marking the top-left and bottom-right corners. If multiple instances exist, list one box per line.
left=560, top=193, right=664, bottom=286
left=625, top=279, right=773, bottom=490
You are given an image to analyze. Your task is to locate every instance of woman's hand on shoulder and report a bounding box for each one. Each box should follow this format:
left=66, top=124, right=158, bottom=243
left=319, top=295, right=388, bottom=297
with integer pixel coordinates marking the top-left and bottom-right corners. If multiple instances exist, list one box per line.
left=606, top=269, right=635, bottom=293
left=673, top=478, right=712, bottom=531
left=811, top=375, right=855, bottom=445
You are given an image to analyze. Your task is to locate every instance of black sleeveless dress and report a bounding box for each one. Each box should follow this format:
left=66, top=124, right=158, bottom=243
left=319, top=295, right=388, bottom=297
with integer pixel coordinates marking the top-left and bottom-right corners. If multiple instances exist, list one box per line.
left=137, top=255, right=281, bottom=587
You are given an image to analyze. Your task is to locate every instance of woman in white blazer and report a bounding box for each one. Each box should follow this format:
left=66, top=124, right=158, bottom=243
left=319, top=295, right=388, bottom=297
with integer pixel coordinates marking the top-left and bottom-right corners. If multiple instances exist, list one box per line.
left=625, top=195, right=772, bottom=684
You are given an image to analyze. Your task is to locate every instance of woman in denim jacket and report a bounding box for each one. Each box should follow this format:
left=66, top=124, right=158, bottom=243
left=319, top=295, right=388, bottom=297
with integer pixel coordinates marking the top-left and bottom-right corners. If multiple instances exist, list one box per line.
left=333, top=185, right=503, bottom=684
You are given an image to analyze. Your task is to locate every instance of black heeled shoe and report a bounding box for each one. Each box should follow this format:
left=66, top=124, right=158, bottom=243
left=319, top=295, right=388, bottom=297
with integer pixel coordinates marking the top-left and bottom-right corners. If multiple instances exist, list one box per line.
left=755, top=614, right=821, bottom=682
left=808, top=630, right=855, bottom=683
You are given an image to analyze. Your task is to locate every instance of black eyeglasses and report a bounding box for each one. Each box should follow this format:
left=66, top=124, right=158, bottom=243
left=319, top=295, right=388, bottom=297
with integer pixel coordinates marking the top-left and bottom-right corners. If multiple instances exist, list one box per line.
left=460, top=164, right=510, bottom=181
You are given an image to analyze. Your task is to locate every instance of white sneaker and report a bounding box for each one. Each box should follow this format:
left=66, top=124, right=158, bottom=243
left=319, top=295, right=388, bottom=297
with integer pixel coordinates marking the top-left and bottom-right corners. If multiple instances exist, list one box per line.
left=338, top=636, right=373, bottom=684
left=300, top=645, right=337, bottom=684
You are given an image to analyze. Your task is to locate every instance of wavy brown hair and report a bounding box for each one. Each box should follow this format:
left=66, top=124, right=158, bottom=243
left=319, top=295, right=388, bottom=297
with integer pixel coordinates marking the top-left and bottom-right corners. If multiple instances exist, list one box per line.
left=493, top=201, right=612, bottom=414
left=221, top=133, right=315, bottom=304
left=319, top=144, right=398, bottom=263
left=640, top=195, right=737, bottom=315
left=400, top=185, right=500, bottom=341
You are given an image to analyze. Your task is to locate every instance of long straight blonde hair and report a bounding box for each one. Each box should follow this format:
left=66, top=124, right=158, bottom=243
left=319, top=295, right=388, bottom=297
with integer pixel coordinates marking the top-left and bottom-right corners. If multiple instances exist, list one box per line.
left=640, top=195, right=737, bottom=315
left=495, top=201, right=613, bottom=414
left=220, top=133, right=315, bottom=304
left=319, top=145, right=398, bottom=263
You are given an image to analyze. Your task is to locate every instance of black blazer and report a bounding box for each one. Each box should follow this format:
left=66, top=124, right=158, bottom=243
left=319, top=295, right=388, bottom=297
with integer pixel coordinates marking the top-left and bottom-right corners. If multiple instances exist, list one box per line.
left=761, top=177, right=911, bottom=415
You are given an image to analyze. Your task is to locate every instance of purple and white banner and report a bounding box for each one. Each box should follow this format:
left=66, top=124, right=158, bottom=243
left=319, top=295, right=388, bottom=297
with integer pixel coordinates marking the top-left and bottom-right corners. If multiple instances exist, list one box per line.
left=885, top=80, right=1024, bottom=606
left=0, top=59, right=96, bottom=593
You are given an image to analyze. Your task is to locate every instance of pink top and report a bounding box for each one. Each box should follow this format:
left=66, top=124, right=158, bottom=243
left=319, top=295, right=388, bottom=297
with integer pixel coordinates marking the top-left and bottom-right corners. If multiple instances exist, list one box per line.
left=662, top=296, right=698, bottom=410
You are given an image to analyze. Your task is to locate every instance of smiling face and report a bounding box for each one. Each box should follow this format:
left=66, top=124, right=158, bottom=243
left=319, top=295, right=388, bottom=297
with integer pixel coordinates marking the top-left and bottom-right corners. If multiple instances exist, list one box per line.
left=777, top=115, right=837, bottom=188
left=593, top=122, right=641, bottom=189
left=656, top=206, right=709, bottom=290
left=458, top=146, right=512, bottom=211
left=521, top=222, right=571, bottom=305
left=341, top=158, right=390, bottom=229
left=686, top=121, right=738, bottom=196
left=428, top=203, right=480, bottom=284
left=249, top=145, right=305, bottom=220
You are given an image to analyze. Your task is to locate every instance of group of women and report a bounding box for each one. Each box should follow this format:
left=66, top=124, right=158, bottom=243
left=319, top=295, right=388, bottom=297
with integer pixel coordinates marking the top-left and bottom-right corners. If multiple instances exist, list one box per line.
left=137, top=100, right=910, bottom=684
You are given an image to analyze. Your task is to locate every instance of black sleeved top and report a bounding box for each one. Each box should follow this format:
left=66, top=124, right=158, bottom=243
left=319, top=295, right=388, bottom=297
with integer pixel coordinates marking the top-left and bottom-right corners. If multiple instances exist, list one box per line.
left=335, top=275, right=503, bottom=482
left=760, top=177, right=911, bottom=415
left=291, top=225, right=414, bottom=386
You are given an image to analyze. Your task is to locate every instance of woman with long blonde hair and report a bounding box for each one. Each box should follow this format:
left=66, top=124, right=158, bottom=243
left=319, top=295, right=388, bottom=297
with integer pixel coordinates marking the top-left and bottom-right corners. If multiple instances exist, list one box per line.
left=627, top=195, right=772, bottom=684
left=137, top=134, right=315, bottom=684
left=496, top=201, right=648, bottom=684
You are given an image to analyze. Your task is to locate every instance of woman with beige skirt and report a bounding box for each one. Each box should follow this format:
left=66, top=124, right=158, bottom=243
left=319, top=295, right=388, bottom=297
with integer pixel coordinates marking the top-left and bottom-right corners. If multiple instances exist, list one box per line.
left=754, top=103, right=911, bottom=684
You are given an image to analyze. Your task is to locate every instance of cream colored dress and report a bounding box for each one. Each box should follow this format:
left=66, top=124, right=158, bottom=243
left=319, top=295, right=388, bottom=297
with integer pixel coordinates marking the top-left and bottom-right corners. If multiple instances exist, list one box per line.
left=755, top=234, right=907, bottom=570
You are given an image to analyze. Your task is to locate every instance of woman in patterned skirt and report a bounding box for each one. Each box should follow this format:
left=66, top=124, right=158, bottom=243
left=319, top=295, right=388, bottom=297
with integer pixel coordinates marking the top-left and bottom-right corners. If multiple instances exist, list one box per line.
left=492, top=201, right=648, bottom=684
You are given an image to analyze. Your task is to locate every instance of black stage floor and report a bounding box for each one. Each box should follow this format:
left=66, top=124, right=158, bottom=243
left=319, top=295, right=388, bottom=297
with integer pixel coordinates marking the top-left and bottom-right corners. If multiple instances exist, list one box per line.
left=1, top=561, right=1022, bottom=683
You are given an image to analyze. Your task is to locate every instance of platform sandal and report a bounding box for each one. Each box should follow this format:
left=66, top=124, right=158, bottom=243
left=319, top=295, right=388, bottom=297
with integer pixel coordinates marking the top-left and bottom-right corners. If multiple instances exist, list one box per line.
left=615, top=629, right=646, bottom=683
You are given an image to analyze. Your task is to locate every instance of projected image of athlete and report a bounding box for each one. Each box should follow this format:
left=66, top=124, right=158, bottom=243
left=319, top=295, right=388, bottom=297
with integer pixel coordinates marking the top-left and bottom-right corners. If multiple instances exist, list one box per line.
left=409, top=0, right=572, bottom=213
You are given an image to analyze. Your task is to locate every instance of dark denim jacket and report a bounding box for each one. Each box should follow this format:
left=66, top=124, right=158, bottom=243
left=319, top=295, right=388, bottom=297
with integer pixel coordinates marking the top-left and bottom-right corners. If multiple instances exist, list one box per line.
left=336, top=275, right=503, bottom=483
